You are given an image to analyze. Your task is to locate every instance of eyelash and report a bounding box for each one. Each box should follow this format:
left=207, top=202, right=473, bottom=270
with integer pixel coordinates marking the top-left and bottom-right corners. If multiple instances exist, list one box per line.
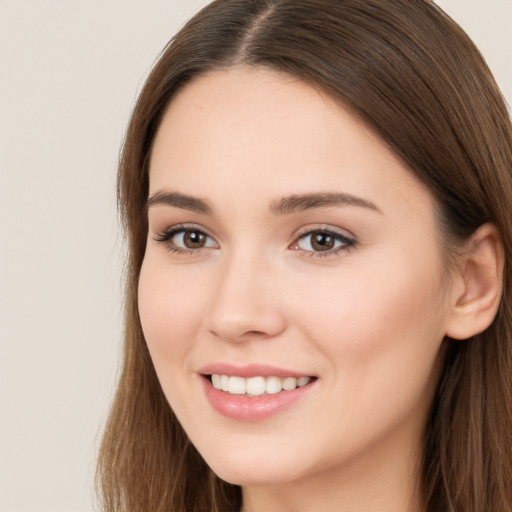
left=153, top=224, right=356, bottom=258
left=291, top=227, right=356, bottom=258
left=153, top=224, right=215, bottom=255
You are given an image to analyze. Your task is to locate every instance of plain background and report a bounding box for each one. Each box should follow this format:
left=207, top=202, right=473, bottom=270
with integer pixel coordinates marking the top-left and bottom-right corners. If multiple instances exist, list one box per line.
left=0, top=1, right=510, bottom=511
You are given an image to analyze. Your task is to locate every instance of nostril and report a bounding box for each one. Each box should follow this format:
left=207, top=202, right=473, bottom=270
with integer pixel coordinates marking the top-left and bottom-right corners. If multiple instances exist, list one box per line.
left=208, top=326, right=281, bottom=343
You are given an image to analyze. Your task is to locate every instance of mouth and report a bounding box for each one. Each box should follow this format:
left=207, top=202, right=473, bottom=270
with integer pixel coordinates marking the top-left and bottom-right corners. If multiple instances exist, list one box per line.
left=207, top=374, right=314, bottom=396
left=198, top=364, right=317, bottom=421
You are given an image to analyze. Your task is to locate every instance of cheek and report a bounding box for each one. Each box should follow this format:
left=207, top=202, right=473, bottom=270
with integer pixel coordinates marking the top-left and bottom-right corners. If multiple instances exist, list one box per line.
left=291, top=251, right=447, bottom=400
left=299, top=268, right=438, bottom=337
left=137, top=256, right=217, bottom=426
left=281, top=260, right=448, bottom=465
left=138, top=257, right=207, bottom=367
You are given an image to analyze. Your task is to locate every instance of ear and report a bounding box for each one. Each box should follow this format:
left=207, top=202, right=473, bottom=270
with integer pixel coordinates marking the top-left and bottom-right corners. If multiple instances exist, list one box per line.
left=446, top=223, right=504, bottom=340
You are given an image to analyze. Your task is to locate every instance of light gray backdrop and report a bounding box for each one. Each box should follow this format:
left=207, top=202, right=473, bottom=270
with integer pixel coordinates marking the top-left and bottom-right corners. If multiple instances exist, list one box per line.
left=0, top=1, right=510, bottom=511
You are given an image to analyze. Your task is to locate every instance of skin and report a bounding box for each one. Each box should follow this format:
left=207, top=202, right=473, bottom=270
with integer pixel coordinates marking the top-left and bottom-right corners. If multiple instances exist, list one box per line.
left=138, top=67, right=461, bottom=512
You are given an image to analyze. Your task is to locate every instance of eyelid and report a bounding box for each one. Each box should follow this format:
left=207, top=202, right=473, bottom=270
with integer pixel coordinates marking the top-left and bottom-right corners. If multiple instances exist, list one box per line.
left=290, top=225, right=357, bottom=256
left=292, top=224, right=356, bottom=242
left=152, top=223, right=355, bottom=258
left=153, top=223, right=219, bottom=252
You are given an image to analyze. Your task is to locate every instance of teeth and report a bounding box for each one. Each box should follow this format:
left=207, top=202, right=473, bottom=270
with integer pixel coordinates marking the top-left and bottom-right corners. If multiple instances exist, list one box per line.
left=220, top=374, right=230, bottom=392
left=246, top=376, right=266, bottom=396
left=211, top=374, right=221, bottom=389
left=266, top=376, right=282, bottom=394
left=228, top=376, right=246, bottom=395
left=210, top=374, right=312, bottom=396
left=282, top=377, right=297, bottom=391
left=297, top=376, right=310, bottom=387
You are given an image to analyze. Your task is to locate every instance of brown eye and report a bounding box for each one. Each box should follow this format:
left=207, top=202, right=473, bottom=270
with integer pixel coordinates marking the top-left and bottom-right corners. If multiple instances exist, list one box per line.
left=182, top=231, right=207, bottom=248
left=154, top=227, right=218, bottom=252
left=310, top=232, right=336, bottom=251
left=295, top=229, right=355, bottom=254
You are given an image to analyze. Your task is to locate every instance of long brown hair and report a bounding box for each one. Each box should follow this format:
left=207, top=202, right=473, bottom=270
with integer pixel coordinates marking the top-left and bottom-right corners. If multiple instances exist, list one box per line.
left=97, top=1, right=512, bottom=510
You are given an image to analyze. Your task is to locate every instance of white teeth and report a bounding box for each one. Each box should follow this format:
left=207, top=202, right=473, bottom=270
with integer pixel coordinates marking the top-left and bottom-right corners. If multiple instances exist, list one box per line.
left=220, top=374, right=230, bottom=392
left=211, top=374, right=221, bottom=389
left=282, top=377, right=297, bottom=391
left=265, top=376, right=282, bottom=394
left=228, top=376, right=246, bottom=395
left=246, top=376, right=266, bottom=396
left=211, top=374, right=312, bottom=395
left=297, top=376, right=310, bottom=387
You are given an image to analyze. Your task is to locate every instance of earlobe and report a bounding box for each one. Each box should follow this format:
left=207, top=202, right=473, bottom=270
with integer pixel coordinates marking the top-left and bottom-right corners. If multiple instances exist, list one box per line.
left=446, top=223, right=504, bottom=340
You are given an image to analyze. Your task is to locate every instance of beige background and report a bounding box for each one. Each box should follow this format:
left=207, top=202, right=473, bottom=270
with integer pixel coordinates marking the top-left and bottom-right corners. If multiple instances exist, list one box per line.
left=0, top=1, right=510, bottom=511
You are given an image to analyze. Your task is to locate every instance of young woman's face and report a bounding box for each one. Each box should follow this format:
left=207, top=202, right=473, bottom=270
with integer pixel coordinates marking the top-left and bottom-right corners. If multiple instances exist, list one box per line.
left=139, top=67, right=454, bottom=489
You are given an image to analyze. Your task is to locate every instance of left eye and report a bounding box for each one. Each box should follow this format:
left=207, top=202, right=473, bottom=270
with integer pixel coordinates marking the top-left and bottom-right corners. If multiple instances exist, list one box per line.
left=170, top=229, right=217, bottom=250
left=295, top=230, right=353, bottom=252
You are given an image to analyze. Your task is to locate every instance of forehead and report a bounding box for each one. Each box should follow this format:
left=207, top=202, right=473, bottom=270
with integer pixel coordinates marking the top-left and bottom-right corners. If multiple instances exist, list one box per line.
left=149, top=66, right=434, bottom=222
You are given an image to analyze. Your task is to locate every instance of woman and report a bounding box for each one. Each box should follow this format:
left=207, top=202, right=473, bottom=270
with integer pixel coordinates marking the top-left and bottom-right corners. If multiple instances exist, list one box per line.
left=97, top=0, right=512, bottom=510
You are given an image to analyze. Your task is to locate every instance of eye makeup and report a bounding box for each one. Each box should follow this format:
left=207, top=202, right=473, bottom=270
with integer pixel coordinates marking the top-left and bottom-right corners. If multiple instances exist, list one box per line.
left=152, top=222, right=357, bottom=260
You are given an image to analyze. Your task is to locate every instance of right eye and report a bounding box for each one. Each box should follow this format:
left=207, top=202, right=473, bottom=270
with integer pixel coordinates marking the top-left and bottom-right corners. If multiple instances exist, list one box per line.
left=154, top=226, right=218, bottom=253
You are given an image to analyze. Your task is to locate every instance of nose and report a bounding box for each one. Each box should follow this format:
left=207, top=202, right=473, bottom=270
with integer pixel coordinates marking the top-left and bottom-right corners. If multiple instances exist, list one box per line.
left=206, top=250, right=287, bottom=343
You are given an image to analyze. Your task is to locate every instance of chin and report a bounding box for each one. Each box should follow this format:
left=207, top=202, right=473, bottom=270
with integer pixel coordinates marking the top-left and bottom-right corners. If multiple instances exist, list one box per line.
left=200, top=445, right=305, bottom=487
left=211, top=465, right=298, bottom=487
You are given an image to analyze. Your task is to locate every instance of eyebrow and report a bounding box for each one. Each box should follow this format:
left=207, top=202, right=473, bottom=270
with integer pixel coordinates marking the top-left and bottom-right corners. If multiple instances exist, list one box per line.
left=146, top=190, right=381, bottom=216
left=147, top=191, right=213, bottom=214
left=269, top=192, right=381, bottom=215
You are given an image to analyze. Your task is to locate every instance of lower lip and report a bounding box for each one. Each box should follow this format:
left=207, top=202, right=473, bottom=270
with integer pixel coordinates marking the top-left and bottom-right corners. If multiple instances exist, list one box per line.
left=201, top=377, right=315, bottom=422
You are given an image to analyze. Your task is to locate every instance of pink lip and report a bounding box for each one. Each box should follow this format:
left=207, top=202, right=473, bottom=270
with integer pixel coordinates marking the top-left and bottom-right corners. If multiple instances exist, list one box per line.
left=198, top=363, right=316, bottom=422
left=198, top=362, right=313, bottom=379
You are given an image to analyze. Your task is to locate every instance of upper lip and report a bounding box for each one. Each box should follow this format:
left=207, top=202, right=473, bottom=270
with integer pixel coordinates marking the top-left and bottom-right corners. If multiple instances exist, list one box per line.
left=198, top=363, right=315, bottom=379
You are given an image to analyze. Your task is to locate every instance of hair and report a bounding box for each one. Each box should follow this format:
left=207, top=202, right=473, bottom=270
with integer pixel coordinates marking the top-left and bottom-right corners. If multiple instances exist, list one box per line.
left=96, top=1, right=512, bottom=511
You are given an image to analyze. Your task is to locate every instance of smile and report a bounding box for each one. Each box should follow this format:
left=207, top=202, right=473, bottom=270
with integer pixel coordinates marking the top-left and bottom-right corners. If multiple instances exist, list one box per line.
left=210, top=374, right=312, bottom=396
left=201, top=370, right=317, bottom=421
